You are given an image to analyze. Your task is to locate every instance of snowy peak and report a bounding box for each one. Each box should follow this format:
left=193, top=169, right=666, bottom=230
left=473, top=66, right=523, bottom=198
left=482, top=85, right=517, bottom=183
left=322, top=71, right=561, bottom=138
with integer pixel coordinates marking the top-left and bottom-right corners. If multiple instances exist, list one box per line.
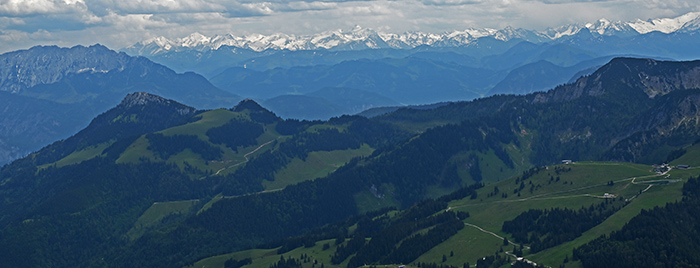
left=493, top=26, right=537, bottom=41
left=629, top=12, right=700, bottom=34
left=542, top=12, right=700, bottom=39
left=126, top=26, right=545, bottom=54
left=126, top=12, right=700, bottom=54
left=179, top=32, right=212, bottom=48
left=542, top=24, right=582, bottom=39
left=585, top=19, right=636, bottom=36
left=543, top=18, right=635, bottom=39
left=309, top=26, right=389, bottom=49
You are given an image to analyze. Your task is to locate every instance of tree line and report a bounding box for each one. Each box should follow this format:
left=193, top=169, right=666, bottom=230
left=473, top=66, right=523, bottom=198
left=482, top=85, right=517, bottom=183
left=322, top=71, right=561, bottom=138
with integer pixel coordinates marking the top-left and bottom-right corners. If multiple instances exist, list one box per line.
left=502, top=198, right=625, bottom=253
left=573, top=176, right=700, bottom=268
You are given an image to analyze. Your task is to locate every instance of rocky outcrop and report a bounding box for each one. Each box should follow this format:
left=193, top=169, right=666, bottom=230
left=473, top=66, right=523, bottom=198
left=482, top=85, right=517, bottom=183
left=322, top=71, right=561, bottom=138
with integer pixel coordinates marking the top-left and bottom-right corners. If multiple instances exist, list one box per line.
left=119, top=92, right=196, bottom=116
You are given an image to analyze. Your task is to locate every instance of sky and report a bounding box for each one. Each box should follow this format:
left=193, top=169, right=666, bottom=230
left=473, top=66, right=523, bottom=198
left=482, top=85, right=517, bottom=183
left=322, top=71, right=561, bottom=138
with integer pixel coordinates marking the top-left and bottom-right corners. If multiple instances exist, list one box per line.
left=0, top=0, right=697, bottom=53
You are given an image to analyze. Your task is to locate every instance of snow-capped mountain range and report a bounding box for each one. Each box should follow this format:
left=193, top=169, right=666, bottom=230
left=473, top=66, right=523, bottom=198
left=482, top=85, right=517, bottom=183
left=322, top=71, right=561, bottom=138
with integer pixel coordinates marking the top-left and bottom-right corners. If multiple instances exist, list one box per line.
left=127, top=12, right=700, bottom=54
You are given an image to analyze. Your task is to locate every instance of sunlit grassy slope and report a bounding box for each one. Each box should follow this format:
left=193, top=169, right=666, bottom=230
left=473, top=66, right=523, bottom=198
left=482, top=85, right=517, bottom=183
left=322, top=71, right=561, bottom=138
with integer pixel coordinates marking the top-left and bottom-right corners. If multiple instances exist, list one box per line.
left=264, top=144, right=374, bottom=190
left=670, top=142, right=700, bottom=167
left=127, top=199, right=202, bottom=240
left=188, top=159, right=700, bottom=268
left=115, top=109, right=266, bottom=173
left=436, top=161, right=694, bottom=268
left=38, top=142, right=113, bottom=169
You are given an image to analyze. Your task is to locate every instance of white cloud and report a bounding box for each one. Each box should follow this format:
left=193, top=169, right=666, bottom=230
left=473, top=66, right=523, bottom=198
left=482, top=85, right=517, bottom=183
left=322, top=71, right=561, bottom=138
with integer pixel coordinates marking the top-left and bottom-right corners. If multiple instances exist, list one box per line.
left=85, top=0, right=224, bottom=15
left=0, top=0, right=86, bottom=16
left=0, top=16, right=24, bottom=26
left=0, top=28, right=56, bottom=51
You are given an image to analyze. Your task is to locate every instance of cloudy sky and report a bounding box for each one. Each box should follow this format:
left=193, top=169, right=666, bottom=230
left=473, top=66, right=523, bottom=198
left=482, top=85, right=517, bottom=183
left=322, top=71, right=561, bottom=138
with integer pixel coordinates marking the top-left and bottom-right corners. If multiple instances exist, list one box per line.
left=0, top=0, right=697, bottom=53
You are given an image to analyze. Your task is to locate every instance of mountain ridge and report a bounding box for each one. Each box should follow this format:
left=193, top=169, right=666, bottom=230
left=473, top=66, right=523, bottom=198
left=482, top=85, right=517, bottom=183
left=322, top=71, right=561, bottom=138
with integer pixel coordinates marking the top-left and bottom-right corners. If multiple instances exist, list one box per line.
left=0, top=44, right=132, bottom=94
left=125, top=12, right=700, bottom=54
left=531, top=57, right=700, bottom=103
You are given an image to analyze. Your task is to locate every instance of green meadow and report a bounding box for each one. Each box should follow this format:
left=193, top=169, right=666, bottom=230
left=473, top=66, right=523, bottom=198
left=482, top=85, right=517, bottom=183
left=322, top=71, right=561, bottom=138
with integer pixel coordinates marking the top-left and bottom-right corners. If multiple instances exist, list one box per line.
left=188, top=159, right=700, bottom=268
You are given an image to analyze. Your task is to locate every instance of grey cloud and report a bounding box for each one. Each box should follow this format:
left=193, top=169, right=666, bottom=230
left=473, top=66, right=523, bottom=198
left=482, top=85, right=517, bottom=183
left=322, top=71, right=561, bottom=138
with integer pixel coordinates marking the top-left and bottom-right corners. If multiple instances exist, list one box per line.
left=534, top=0, right=610, bottom=4
left=84, top=0, right=347, bottom=17
left=420, top=0, right=483, bottom=6
left=7, top=14, right=90, bottom=31
left=236, top=0, right=372, bottom=3
left=85, top=0, right=226, bottom=16
left=78, top=0, right=281, bottom=19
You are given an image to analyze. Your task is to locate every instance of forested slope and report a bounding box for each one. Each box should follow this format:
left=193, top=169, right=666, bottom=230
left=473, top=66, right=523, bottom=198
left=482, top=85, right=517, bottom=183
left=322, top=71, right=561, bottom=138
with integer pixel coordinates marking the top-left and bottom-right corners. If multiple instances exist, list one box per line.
left=2, top=57, right=700, bottom=267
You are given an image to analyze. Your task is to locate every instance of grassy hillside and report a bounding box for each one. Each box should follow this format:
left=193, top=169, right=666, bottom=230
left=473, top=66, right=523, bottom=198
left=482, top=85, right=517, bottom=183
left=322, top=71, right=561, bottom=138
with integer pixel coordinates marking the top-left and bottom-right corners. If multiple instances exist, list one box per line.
left=265, top=144, right=374, bottom=191
left=127, top=199, right=203, bottom=240
left=38, top=142, right=113, bottom=169
left=39, top=107, right=383, bottom=189
left=443, top=161, right=691, bottom=267
left=189, top=159, right=700, bottom=268
left=670, top=142, right=700, bottom=167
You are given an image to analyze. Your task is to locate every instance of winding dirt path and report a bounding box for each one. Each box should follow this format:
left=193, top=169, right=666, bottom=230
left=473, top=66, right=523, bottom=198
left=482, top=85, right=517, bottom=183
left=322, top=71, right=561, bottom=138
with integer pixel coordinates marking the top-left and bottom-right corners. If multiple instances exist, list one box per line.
left=463, top=222, right=540, bottom=267
left=453, top=165, right=680, bottom=268
left=464, top=222, right=525, bottom=248
left=451, top=167, right=677, bottom=209
left=213, top=139, right=277, bottom=176
left=198, top=139, right=277, bottom=180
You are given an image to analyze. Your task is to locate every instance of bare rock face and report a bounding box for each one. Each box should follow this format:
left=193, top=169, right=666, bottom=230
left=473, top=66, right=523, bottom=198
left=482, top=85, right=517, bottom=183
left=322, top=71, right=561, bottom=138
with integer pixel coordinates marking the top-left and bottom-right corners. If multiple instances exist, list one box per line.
left=0, top=44, right=133, bottom=94
left=532, top=58, right=700, bottom=104
left=120, top=91, right=172, bottom=107
left=602, top=93, right=700, bottom=162
left=638, top=64, right=700, bottom=98
left=523, top=57, right=700, bottom=163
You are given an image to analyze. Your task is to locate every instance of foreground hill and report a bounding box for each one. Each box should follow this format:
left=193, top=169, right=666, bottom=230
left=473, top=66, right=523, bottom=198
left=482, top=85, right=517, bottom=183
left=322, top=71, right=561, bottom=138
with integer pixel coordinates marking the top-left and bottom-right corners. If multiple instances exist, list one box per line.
left=1, top=57, right=700, bottom=267
left=190, top=159, right=700, bottom=268
left=0, top=45, right=240, bottom=165
left=0, top=92, right=410, bottom=267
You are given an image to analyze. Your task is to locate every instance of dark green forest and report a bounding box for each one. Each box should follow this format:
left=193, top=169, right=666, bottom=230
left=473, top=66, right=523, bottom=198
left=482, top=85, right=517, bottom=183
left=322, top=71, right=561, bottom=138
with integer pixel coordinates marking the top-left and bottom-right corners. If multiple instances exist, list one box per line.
left=502, top=199, right=624, bottom=253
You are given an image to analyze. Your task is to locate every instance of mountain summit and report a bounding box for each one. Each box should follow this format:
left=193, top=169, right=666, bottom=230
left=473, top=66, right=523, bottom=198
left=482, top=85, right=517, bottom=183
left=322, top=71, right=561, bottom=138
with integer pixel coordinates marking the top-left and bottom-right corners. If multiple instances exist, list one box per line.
left=231, top=98, right=268, bottom=113
left=119, top=92, right=196, bottom=114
